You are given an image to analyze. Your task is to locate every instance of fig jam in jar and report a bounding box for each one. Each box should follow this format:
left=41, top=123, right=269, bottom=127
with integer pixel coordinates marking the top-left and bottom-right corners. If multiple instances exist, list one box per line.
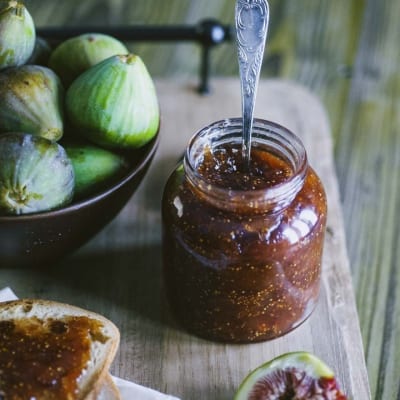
left=162, top=118, right=327, bottom=343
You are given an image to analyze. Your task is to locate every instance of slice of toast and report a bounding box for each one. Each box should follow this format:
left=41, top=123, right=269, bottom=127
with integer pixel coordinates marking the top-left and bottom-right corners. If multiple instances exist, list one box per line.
left=0, top=299, right=120, bottom=400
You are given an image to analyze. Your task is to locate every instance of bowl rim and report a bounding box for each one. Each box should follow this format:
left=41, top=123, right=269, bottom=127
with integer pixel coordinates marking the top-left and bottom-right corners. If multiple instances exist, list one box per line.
left=0, top=131, right=160, bottom=222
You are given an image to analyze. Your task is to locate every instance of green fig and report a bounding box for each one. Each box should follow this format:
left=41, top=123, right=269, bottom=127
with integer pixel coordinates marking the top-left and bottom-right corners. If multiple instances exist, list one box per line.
left=0, top=65, right=64, bottom=141
left=49, top=33, right=129, bottom=87
left=0, top=0, right=35, bottom=69
left=66, top=54, right=160, bottom=150
left=0, top=132, right=74, bottom=215
left=63, top=141, right=128, bottom=199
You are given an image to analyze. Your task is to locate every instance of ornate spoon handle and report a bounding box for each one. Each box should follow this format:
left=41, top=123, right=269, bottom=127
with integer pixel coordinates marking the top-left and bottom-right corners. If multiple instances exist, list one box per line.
left=235, top=0, right=269, bottom=165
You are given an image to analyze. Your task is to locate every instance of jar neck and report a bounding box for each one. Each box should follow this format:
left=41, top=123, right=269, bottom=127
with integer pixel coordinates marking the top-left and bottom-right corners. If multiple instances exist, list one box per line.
left=183, top=118, right=308, bottom=214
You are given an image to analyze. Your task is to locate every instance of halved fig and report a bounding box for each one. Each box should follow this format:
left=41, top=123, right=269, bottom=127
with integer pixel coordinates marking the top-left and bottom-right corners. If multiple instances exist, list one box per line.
left=234, top=352, right=347, bottom=400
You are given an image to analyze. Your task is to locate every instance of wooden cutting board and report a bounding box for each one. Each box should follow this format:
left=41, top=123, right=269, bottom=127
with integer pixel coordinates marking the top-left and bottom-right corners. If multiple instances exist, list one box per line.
left=2, top=78, right=371, bottom=399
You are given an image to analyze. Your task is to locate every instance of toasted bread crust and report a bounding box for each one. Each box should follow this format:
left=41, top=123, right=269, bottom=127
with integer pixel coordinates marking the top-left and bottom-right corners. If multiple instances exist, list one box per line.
left=0, top=299, right=120, bottom=400
left=85, top=374, right=121, bottom=400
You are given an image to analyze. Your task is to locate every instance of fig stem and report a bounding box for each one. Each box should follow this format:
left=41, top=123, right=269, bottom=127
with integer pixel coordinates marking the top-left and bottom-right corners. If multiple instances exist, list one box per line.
left=118, top=54, right=137, bottom=65
left=3, top=1, right=23, bottom=18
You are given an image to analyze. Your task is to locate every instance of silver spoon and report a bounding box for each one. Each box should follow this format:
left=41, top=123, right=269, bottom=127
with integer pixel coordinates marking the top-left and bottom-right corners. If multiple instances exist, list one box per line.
left=235, top=0, right=269, bottom=165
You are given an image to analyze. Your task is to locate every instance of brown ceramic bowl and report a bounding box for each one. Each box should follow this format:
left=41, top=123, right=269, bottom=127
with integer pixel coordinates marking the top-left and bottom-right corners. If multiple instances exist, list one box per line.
left=0, top=133, right=159, bottom=268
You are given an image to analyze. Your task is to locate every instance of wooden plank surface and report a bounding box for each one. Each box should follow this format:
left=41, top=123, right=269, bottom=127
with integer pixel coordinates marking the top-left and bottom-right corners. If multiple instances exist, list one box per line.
left=0, top=78, right=370, bottom=399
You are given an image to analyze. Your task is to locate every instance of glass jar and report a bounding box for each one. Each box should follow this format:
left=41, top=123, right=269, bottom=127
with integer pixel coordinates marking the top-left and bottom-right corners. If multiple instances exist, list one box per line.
left=162, top=118, right=327, bottom=343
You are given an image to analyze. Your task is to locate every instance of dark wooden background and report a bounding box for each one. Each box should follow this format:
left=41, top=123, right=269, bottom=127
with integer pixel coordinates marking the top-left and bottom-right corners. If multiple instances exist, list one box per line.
left=23, top=1, right=400, bottom=398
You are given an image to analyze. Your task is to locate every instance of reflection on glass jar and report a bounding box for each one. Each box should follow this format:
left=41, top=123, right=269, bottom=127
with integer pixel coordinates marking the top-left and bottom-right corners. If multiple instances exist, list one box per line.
left=162, top=118, right=327, bottom=343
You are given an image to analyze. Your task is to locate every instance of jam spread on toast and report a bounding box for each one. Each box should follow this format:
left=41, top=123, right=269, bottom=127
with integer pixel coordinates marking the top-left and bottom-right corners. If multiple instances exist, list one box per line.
left=0, top=316, right=107, bottom=399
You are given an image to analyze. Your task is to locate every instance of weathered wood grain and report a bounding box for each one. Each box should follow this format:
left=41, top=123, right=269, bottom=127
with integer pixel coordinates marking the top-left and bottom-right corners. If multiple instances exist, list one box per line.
left=0, top=79, right=370, bottom=399
left=334, top=1, right=400, bottom=398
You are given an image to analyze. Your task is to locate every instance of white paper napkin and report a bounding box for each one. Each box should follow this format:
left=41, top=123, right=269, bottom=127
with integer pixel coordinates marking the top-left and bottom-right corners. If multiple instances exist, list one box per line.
left=0, top=287, right=180, bottom=400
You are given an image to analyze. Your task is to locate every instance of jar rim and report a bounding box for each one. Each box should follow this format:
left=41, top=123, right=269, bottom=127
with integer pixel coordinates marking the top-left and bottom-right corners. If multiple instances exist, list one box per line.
left=184, top=118, right=308, bottom=213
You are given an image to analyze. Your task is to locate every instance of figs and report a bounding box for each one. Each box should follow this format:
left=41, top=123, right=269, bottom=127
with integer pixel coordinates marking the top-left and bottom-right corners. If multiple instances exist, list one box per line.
left=49, top=33, right=129, bottom=87
left=63, top=141, right=128, bottom=199
left=234, top=352, right=347, bottom=400
left=0, top=65, right=64, bottom=141
left=0, top=133, right=74, bottom=215
left=66, top=54, right=160, bottom=150
left=0, top=0, right=35, bottom=69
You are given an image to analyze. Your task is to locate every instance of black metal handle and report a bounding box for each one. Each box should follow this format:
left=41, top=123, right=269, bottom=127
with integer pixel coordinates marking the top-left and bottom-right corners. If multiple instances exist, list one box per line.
left=37, top=19, right=232, bottom=94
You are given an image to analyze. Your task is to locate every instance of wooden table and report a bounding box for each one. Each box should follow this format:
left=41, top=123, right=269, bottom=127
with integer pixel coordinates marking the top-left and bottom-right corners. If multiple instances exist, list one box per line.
left=1, top=79, right=371, bottom=399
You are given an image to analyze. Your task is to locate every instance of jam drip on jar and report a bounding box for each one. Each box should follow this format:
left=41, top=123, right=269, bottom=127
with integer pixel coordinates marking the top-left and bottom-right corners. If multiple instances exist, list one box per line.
left=0, top=316, right=107, bottom=399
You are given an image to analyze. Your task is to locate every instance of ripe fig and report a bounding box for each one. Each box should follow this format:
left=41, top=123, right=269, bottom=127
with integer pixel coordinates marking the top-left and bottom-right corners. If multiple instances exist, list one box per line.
left=0, top=65, right=64, bottom=141
left=66, top=54, right=160, bottom=150
left=0, top=0, right=35, bottom=69
left=234, top=352, right=347, bottom=400
left=63, top=141, right=128, bottom=199
left=49, top=33, right=128, bottom=87
left=0, top=133, right=74, bottom=215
